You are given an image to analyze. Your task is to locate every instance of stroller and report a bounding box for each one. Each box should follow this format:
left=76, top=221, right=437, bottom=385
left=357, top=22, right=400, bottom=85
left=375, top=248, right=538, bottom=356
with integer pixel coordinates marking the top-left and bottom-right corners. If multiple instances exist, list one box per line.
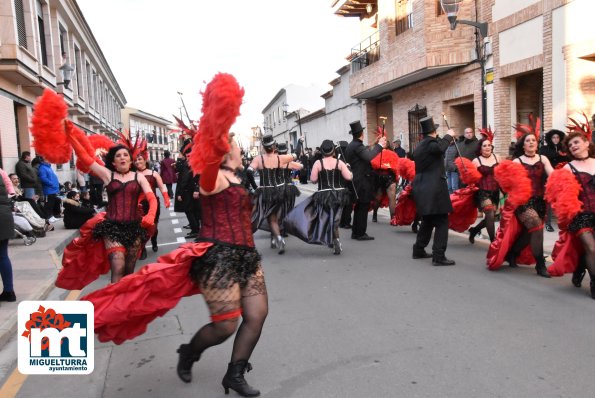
left=13, top=213, right=36, bottom=246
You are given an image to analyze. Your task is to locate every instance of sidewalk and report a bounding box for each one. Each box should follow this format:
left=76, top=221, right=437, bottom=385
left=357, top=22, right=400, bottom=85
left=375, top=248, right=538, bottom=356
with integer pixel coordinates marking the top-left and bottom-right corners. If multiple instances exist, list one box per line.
left=0, top=220, right=78, bottom=347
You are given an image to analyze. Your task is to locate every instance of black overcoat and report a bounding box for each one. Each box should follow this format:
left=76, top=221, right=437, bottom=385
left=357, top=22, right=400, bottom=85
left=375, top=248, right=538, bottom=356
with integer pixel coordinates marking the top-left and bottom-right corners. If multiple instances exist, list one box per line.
left=344, top=138, right=382, bottom=203
left=0, top=176, right=15, bottom=241
left=412, top=134, right=454, bottom=216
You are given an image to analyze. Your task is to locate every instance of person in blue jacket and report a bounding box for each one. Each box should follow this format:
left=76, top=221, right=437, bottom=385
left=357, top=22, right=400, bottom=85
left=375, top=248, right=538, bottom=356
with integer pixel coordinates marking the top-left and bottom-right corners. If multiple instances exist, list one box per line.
left=36, top=156, right=62, bottom=218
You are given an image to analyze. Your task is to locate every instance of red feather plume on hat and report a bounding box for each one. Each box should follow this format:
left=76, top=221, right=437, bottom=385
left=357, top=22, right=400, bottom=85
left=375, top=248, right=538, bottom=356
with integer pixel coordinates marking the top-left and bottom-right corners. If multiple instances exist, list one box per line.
left=566, top=112, right=592, bottom=142
left=188, top=73, right=244, bottom=175
left=116, top=131, right=148, bottom=160
left=30, top=89, right=72, bottom=164
left=88, top=134, right=115, bottom=154
left=513, top=113, right=541, bottom=141
left=478, top=126, right=495, bottom=143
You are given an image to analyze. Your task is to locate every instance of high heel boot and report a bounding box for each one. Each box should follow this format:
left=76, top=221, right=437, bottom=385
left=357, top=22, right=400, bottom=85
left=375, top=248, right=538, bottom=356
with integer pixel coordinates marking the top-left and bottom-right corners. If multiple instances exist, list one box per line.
left=506, top=251, right=518, bottom=268
left=222, top=360, right=260, bottom=397
left=176, top=344, right=201, bottom=383
left=276, top=235, right=285, bottom=255
left=468, top=226, right=480, bottom=244
left=535, top=257, right=551, bottom=278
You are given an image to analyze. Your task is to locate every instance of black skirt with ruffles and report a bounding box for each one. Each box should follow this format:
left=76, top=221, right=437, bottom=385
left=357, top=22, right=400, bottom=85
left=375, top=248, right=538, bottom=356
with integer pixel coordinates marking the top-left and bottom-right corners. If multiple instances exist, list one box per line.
left=93, top=219, right=148, bottom=248
left=189, top=244, right=261, bottom=289
left=569, top=212, right=595, bottom=233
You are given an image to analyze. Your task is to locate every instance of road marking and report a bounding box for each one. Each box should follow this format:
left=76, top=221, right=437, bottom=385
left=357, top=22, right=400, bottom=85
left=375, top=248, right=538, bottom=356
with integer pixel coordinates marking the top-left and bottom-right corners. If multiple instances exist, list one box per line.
left=169, top=212, right=176, bottom=217
left=172, top=219, right=179, bottom=224
left=173, top=228, right=182, bottom=233
left=177, top=237, right=186, bottom=243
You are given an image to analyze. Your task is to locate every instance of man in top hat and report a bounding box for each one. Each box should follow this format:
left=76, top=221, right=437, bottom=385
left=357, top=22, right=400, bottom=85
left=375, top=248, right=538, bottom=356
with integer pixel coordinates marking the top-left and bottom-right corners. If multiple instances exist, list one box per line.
left=345, top=120, right=387, bottom=240
left=411, top=116, right=460, bottom=265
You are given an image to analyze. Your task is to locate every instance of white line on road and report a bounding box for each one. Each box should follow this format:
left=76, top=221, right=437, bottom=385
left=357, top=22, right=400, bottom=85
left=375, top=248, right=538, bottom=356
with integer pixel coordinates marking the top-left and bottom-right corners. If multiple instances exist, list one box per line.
left=176, top=237, right=186, bottom=243
left=173, top=228, right=182, bottom=233
left=170, top=212, right=176, bottom=217
left=172, top=219, right=179, bottom=224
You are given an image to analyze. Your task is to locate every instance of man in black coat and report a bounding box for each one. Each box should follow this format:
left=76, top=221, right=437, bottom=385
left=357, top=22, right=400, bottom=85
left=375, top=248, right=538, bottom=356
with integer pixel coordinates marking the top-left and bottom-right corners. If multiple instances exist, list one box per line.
left=345, top=121, right=386, bottom=240
left=411, top=116, right=460, bottom=265
left=174, top=141, right=201, bottom=239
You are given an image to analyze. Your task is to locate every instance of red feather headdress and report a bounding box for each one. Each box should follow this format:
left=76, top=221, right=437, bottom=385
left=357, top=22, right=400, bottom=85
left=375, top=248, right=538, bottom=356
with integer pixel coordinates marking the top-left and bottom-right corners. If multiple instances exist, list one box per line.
left=188, top=73, right=244, bottom=175
left=171, top=115, right=198, bottom=139
left=566, top=112, right=592, bottom=142
left=88, top=134, right=115, bottom=155
left=514, top=113, right=541, bottom=141
left=478, top=126, right=495, bottom=143
left=116, top=131, right=147, bottom=160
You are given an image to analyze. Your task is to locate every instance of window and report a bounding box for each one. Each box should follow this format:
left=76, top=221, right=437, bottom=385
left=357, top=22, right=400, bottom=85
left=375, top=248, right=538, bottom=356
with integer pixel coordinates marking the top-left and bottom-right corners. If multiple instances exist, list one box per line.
left=36, top=0, right=48, bottom=65
left=14, top=0, right=27, bottom=48
left=74, top=46, right=82, bottom=95
left=395, top=0, right=413, bottom=36
left=59, top=24, right=67, bottom=54
left=86, top=62, right=92, bottom=104
left=436, top=0, right=444, bottom=16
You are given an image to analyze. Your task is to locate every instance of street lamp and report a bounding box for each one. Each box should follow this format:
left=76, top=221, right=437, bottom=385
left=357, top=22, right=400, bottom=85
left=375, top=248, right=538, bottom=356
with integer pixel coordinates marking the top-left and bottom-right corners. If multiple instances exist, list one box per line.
left=440, top=0, right=489, bottom=128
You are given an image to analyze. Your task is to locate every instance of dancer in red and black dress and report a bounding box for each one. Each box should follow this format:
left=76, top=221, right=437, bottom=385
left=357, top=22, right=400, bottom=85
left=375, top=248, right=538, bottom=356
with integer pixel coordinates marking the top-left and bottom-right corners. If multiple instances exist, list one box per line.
left=468, top=129, right=501, bottom=243
left=82, top=74, right=266, bottom=397
left=487, top=117, right=553, bottom=277
left=546, top=117, right=595, bottom=299
left=133, top=149, right=171, bottom=257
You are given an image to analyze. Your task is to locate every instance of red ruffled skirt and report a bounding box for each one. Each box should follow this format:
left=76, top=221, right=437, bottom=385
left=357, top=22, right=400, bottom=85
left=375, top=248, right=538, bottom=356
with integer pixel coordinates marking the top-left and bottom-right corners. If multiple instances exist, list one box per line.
left=547, top=227, right=583, bottom=276
left=448, top=186, right=479, bottom=233
left=81, top=242, right=207, bottom=344
left=391, top=185, right=416, bottom=226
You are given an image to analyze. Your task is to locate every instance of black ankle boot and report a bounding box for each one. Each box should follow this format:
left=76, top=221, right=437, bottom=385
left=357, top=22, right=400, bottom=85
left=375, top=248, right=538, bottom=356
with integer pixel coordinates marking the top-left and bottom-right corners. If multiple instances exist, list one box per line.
left=176, top=344, right=201, bottom=383
left=535, top=257, right=551, bottom=278
left=0, top=291, right=16, bottom=302
left=572, top=268, right=586, bottom=288
left=222, top=360, right=260, bottom=397
left=590, top=279, right=595, bottom=300
left=506, top=251, right=518, bottom=268
left=468, top=227, right=479, bottom=244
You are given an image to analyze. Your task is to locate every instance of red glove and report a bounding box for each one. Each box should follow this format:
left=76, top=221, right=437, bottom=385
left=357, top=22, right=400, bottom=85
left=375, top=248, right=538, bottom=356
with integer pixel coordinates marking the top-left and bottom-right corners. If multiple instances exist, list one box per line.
left=199, top=160, right=220, bottom=192
left=161, top=191, right=171, bottom=209
left=141, top=191, right=157, bottom=228
left=65, top=121, right=95, bottom=172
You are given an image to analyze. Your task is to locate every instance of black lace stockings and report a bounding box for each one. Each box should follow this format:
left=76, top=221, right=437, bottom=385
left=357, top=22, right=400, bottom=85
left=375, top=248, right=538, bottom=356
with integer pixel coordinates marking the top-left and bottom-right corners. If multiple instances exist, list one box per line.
left=189, top=266, right=268, bottom=362
left=268, top=213, right=281, bottom=236
left=579, top=232, right=595, bottom=276
left=512, top=208, right=544, bottom=260
left=105, top=238, right=142, bottom=283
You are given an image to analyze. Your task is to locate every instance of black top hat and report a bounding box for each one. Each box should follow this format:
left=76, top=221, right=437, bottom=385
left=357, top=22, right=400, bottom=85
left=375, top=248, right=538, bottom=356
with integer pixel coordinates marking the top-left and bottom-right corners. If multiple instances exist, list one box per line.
left=320, top=139, right=335, bottom=155
left=277, top=142, right=288, bottom=154
left=349, top=121, right=365, bottom=135
left=261, top=134, right=276, bottom=147
left=419, top=116, right=439, bottom=135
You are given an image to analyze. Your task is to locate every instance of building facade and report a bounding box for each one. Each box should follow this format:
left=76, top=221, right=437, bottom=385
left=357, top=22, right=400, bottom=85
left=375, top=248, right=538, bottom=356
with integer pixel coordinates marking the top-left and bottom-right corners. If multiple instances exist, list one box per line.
left=334, top=0, right=595, bottom=155
left=0, top=0, right=126, bottom=181
left=121, top=107, right=172, bottom=163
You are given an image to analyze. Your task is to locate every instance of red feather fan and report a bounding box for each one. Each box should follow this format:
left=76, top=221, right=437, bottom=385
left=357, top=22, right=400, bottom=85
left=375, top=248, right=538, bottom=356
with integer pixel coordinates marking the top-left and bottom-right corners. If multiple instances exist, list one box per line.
left=398, top=158, right=416, bottom=181
left=66, top=122, right=95, bottom=173
left=88, top=134, right=115, bottom=154
left=454, top=158, right=481, bottom=185
left=545, top=168, right=583, bottom=226
left=494, top=160, right=532, bottom=207
left=567, top=112, right=593, bottom=142
left=392, top=185, right=416, bottom=225
left=189, top=73, right=244, bottom=175
left=371, top=149, right=400, bottom=177
left=449, top=186, right=479, bottom=232
left=30, top=89, right=71, bottom=164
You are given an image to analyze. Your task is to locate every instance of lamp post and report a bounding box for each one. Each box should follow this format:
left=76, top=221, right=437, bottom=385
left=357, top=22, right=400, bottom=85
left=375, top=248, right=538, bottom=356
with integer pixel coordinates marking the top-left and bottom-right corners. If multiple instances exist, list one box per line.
left=440, top=0, right=488, bottom=129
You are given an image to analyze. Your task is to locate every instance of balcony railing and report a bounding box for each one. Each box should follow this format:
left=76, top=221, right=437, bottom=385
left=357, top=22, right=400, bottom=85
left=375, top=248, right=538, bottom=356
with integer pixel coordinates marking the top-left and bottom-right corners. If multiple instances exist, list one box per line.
left=350, top=31, right=380, bottom=72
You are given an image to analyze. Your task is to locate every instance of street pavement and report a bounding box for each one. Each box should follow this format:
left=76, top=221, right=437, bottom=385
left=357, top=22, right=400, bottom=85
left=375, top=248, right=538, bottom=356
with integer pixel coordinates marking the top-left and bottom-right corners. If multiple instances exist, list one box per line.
left=1, top=183, right=594, bottom=397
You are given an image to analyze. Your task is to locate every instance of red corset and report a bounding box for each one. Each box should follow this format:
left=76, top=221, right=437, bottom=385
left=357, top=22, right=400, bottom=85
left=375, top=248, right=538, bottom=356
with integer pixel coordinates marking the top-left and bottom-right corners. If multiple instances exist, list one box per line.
left=105, top=175, right=142, bottom=222
left=520, top=159, right=545, bottom=197
left=477, top=165, right=499, bottom=191
left=198, top=184, right=254, bottom=247
left=144, top=173, right=157, bottom=193
left=573, top=169, right=595, bottom=212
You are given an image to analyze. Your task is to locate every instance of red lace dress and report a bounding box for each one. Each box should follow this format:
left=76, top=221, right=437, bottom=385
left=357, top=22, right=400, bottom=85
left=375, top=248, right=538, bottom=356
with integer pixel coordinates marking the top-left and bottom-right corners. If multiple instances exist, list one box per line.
left=82, top=182, right=261, bottom=344
left=568, top=163, right=595, bottom=233
left=92, top=172, right=147, bottom=248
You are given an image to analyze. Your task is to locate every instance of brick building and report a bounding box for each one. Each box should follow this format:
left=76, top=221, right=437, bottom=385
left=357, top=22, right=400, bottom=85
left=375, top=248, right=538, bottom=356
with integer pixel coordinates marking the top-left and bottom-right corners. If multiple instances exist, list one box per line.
left=0, top=0, right=126, bottom=181
left=334, top=0, right=595, bottom=155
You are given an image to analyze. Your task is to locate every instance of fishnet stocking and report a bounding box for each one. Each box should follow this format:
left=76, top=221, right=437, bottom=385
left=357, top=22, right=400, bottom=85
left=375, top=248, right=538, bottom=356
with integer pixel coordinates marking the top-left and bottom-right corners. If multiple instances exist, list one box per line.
left=483, top=209, right=496, bottom=242
left=516, top=208, right=544, bottom=260
left=124, top=238, right=142, bottom=276
left=387, top=183, right=396, bottom=218
left=578, top=232, right=595, bottom=276
left=105, top=239, right=126, bottom=283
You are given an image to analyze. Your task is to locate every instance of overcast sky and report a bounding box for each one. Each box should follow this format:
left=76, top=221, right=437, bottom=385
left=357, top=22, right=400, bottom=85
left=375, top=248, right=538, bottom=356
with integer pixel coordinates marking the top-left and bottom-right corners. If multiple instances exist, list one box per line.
left=76, top=0, right=361, bottom=140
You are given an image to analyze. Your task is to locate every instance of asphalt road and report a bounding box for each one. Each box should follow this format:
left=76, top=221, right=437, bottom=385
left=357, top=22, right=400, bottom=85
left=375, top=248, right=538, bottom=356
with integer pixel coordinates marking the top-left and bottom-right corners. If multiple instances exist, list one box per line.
left=3, top=194, right=595, bottom=398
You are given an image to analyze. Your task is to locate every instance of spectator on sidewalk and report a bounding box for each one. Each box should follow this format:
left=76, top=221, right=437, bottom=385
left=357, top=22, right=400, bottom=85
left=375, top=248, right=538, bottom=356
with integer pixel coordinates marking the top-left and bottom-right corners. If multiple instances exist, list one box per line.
left=0, top=167, right=16, bottom=302
left=37, top=157, right=62, bottom=219
left=458, top=127, right=480, bottom=160
left=8, top=173, right=48, bottom=221
left=63, top=191, right=96, bottom=229
left=160, top=150, right=177, bottom=199
left=15, top=151, right=39, bottom=200
left=393, top=139, right=407, bottom=158
left=445, top=140, right=459, bottom=194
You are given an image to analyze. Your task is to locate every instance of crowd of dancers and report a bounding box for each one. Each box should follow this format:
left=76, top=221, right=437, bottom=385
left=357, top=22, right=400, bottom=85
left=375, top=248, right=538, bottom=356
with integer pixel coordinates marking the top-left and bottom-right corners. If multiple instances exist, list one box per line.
left=25, top=73, right=595, bottom=397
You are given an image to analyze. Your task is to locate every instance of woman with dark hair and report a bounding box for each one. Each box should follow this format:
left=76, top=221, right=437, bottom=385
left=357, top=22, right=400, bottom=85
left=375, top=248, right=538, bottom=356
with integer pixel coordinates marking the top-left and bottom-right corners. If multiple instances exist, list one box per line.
left=540, top=129, right=568, bottom=231
left=468, top=129, right=501, bottom=243
left=249, top=135, right=298, bottom=254
left=134, top=151, right=170, bottom=257
left=82, top=74, right=267, bottom=396
left=57, top=132, right=158, bottom=288
left=545, top=117, right=595, bottom=299
left=275, top=142, right=302, bottom=237
left=285, top=139, right=352, bottom=254
left=495, top=119, right=554, bottom=277
left=63, top=190, right=96, bottom=229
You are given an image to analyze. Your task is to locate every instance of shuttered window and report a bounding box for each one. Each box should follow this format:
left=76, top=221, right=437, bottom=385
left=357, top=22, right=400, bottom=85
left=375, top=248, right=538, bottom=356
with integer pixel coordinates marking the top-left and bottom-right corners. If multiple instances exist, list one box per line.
left=14, top=0, right=28, bottom=48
